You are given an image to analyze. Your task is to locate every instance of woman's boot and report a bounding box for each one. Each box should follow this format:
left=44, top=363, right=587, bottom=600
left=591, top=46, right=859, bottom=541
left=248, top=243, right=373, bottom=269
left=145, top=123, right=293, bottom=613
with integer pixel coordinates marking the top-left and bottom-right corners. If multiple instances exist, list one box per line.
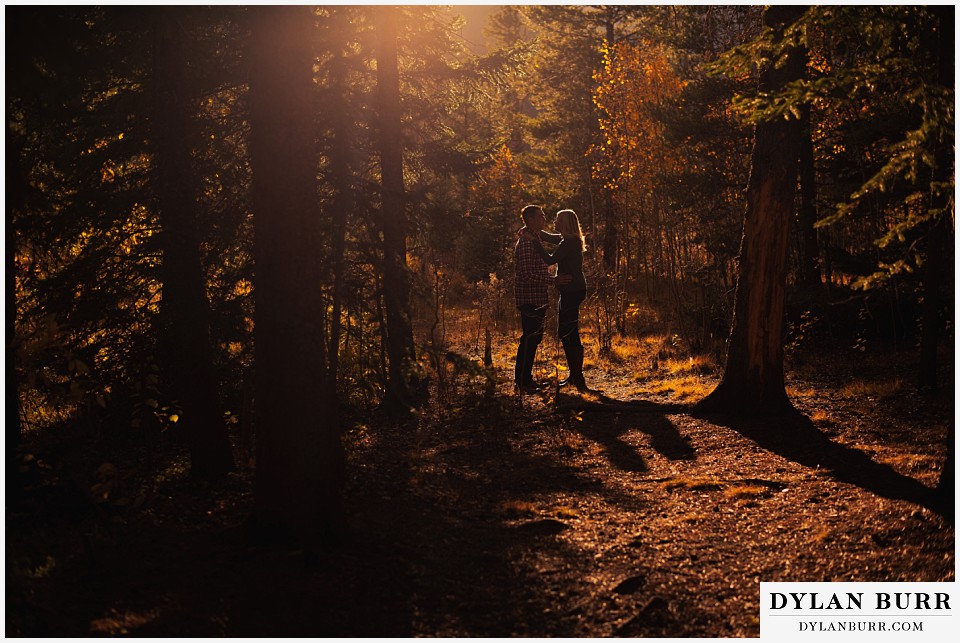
left=570, top=345, right=587, bottom=390
left=563, top=341, right=587, bottom=391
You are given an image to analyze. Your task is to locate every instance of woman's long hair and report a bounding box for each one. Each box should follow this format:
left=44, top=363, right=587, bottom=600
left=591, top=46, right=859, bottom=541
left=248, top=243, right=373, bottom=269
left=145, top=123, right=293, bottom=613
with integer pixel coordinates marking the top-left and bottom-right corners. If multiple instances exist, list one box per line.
left=555, top=209, right=587, bottom=252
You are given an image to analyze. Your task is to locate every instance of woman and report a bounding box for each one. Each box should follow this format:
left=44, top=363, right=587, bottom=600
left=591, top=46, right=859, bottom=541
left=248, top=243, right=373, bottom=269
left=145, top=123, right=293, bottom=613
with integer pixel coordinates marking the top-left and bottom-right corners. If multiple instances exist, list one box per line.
left=523, top=209, right=588, bottom=390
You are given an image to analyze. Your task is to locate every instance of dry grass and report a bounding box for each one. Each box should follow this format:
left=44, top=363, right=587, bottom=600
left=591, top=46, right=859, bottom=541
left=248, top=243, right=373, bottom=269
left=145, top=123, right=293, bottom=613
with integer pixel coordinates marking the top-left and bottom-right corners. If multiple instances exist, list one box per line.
left=606, top=335, right=658, bottom=364
left=839, top=378, right=903, bottom=400
left=648, top=376, right=714, bottom=401
left=876, top=451, right=938, bottom=474
left=470, top=319, right=724, bottom=404
left=663, top=477, right=724, bottom=492
left=662, top=355, right=715, bottom=376
left=584, top=333, right=723, bottom=401
left=786, top=385, right=820, bottom=400
left=723, top=484, right=772, bottom=500
left=808, top=409, right=834, bottom=424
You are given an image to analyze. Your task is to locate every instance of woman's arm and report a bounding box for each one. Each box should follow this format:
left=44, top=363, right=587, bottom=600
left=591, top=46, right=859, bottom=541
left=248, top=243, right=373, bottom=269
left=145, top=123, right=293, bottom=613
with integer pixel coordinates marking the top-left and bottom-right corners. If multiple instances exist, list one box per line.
left=539, top=230, right=563, bottom=245
left=531, top=238, right=558, bottom=265
left=522, top=232, right=559, bottom=265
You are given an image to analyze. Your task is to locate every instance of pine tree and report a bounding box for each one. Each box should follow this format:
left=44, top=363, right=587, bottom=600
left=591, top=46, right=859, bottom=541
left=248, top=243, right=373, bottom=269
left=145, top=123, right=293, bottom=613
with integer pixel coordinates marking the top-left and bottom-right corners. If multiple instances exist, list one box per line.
left=248, top=5, right=346, bottom=543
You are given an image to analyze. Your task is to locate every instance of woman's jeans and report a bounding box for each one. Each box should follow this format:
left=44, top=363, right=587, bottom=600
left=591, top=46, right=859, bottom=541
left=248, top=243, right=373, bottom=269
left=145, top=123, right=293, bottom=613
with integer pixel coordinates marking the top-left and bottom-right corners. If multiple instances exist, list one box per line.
left=558, top=289, right=586, bottom=378
left=515, top=304, right=546, bottom=385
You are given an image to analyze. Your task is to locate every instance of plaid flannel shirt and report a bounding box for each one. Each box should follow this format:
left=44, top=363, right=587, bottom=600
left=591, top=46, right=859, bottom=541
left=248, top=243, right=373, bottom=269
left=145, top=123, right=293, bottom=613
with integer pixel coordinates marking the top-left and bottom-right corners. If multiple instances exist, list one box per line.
left=514, top=234, right=550, bottom=307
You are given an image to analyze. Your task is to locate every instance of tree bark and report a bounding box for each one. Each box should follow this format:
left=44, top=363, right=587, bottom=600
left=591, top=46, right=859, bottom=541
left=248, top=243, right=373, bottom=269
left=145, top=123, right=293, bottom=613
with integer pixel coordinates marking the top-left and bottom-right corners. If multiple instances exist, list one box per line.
left=375, top=6, right=418, bottom=412
left=797, top=101, right=821, bottom=287
left=248, top=5, right=346, bottom=544
left=153, top=11, right=234, bottom=478
left=7, top=122, right=25, bottom=504
left=326, top=6, right=353, bottom=392
left=601, top=14, right=619, bottom=275
left=602, top=190, right=619, bottom=273
left=696, top=5, right=806, bottom=416
left=927, top=4, right=954, bottom=509
left=918, top=5, right=953, bottom=396
left=918, top=214, right=946, bottom=395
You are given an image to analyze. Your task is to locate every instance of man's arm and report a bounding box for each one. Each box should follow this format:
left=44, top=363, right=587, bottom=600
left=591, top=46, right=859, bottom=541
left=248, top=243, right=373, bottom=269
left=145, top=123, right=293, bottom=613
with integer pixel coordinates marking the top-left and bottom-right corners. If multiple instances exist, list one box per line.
left=517, top=239, right=571, bottom=287
left=515, top=239, right=550, bottom=285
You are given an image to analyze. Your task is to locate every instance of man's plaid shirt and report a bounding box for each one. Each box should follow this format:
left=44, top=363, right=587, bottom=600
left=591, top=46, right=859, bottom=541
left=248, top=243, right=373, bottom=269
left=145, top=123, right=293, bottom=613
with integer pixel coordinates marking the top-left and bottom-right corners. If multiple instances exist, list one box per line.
left=514, top=234, right=550, bottom=307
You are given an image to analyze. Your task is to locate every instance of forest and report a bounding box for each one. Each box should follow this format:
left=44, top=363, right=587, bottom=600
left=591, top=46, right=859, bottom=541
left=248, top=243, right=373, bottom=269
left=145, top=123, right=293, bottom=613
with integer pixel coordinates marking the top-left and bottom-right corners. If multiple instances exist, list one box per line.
left=6, top=4, right=955, bottom=638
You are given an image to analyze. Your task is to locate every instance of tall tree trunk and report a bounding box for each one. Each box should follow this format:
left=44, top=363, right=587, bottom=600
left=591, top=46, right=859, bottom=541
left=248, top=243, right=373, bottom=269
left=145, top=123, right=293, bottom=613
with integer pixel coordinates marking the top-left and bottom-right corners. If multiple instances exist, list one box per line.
left=602, top=190, right=619, bottom=273
left=248, top=6, right=346, bottom=544
left=375, top=6, right=418, bottom=412
left=601, top=14, right=619, bottom=274
left=797, top=101, right=821, bottom=287
left=927, top=4, right=954, bottom=509
left=326, top=6, right=353, bottom=392
left=696, top=5, right=806, bottom=416
left=918, top=214, right=946, bottom=395
left=153, top=11, right=234, bottom=478
left=7, top=123, right=24, bottom=504
left=919, top=5, right=953, bottom=396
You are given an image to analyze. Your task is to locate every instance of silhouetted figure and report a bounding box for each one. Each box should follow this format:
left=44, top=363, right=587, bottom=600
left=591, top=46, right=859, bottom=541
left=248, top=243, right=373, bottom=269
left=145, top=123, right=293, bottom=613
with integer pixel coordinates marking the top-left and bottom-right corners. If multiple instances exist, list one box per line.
left=524, top=209, right=588, bottom=391
left=513, top=205, right=569, bottom=392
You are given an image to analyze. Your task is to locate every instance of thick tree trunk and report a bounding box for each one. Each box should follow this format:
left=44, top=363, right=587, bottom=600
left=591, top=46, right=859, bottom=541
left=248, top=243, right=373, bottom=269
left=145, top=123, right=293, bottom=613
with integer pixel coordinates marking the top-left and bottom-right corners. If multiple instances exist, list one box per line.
left=7, top=123, right=24, bottom=504
left=375, top=6, right=418, bottom=412
left=797, top=102, right=821, bottom=287
left=153, top=12, right=234, bottom=478
left=928, top=4, right=954, bottom=509
left=248, top=6, right=346, bottom=544
left=919, top=5, right=953, bottom=396
left=918, top=215, right=946, bottom=394
left=696, top=5, right=806, bottom=416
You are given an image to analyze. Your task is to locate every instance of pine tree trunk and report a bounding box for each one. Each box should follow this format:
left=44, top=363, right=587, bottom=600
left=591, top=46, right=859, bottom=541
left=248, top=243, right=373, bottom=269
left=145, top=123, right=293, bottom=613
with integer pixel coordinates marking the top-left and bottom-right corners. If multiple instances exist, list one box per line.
left=928, top=4, right=953, bottom=511
left=696, top=5, right=806, bottom=416
left=918, top=215, right=945, bottom=394
left=248, top=6, right=346, bottom=544
left=326, top=6, right=353, bottom=392
left=798, top=102, right=821, bottom=287
left=375, top=6, right=418, bottom=412
left=7, top=122, right=24, bottom=504
left=153, top=12, right=234, bottom=478
left=918, top=5, right=953, bottom=397
left=601, top=15, right=619, bottom=275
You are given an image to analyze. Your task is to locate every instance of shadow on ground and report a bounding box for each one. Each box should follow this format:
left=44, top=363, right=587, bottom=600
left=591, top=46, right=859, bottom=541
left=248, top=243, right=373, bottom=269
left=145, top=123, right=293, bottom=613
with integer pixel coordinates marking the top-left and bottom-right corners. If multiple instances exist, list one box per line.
left=692, top=407, right=947, bottom=517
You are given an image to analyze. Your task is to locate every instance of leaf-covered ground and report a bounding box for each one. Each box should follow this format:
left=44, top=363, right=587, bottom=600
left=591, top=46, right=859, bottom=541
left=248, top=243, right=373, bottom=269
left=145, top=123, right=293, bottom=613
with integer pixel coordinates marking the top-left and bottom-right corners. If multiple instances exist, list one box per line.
left=7, top=332, right=954, bottom=637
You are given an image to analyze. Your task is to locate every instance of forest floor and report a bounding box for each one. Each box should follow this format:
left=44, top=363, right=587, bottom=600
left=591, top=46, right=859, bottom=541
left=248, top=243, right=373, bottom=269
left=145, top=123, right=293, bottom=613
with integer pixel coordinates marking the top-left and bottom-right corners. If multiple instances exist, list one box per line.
left=6, top=326, right=955, bottom=638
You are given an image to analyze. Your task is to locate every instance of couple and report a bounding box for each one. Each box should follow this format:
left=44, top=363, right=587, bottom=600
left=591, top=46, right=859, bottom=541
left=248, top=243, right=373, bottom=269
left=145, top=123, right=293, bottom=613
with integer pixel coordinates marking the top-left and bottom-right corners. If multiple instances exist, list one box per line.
left=513, top=204, right=588, bottom=394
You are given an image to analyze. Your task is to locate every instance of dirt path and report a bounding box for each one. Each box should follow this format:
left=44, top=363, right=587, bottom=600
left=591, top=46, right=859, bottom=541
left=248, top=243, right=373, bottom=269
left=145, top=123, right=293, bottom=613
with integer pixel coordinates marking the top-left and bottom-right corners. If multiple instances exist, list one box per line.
left=7, top=350, right=954, bottom=637
left=343, top=373, right=952, bottom=637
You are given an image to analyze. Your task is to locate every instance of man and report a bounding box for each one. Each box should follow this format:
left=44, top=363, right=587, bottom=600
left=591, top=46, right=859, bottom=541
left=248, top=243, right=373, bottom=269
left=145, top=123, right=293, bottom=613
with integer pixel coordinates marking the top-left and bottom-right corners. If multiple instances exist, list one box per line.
left=514, top=204, right=570, bottom=393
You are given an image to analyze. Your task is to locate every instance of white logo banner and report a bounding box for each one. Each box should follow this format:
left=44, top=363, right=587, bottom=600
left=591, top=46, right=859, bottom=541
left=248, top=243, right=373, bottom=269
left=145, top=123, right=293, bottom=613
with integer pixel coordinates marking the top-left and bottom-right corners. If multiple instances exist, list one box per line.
left=760, top=582, right=956, bottom=639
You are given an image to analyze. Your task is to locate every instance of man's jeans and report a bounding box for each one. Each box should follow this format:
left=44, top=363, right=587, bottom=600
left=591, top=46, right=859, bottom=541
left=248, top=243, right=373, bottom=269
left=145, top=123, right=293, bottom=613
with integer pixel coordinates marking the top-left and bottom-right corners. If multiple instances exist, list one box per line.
left=515, top=304, right=547, bottom=385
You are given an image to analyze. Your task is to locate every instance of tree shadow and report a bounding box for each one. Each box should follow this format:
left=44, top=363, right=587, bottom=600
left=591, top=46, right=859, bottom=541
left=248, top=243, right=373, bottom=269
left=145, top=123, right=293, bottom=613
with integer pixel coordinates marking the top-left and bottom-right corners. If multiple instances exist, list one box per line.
left=692, top=407, right=945, bottom=516
left=383, top=390, right=723, bottom=637
left=558, top=392, right=696, bottom=473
